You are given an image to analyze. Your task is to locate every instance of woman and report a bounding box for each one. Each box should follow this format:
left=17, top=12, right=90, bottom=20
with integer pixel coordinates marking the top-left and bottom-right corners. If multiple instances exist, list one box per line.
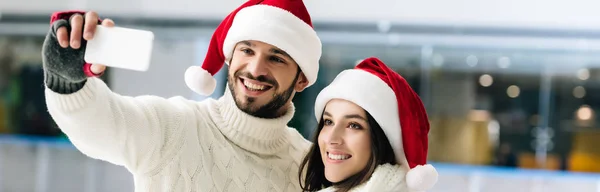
left=299, top=57, right=439, bottom=192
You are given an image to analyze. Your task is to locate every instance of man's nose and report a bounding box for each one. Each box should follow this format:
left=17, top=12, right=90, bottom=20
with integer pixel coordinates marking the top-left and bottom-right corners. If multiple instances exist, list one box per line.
left=246, top=56, right=269, bottom=78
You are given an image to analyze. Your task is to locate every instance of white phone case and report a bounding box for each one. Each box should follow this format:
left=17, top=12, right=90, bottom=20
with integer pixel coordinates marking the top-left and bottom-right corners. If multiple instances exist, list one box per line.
left=84, top=25, right=155, bottom=71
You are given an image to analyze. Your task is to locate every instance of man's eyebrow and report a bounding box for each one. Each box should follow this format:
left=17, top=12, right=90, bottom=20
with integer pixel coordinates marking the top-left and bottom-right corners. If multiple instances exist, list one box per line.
left=270, top=48, right=292, bottom=59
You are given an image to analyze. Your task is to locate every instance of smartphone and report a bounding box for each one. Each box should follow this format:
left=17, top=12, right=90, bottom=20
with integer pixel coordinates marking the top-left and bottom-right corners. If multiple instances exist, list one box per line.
left=84, top=25, right=155, bottom=71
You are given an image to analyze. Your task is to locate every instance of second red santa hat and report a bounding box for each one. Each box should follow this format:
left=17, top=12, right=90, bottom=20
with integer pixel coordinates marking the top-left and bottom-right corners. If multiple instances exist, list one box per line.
left=185, top=0, right=322, bottom=95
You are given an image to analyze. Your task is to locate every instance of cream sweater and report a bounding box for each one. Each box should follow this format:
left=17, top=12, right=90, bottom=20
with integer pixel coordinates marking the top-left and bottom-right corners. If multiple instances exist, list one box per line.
left=318, top=164, right=411, bottom=192
left=45, top=77, right=312, bottom=192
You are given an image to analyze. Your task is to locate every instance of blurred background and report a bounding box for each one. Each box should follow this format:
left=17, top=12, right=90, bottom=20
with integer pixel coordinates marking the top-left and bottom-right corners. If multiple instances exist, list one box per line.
left=3, top=0, right=600, bottom=191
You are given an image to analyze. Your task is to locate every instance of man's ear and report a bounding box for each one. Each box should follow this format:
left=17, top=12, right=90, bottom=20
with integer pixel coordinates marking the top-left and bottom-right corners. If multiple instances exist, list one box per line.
left=294, top=72, right=310, bottom=92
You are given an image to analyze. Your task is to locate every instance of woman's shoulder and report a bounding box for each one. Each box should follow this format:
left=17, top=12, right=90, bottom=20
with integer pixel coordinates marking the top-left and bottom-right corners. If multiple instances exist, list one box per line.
left=318, top=164, right=409, bottom=192
left=362, top=163, right=409, bottom=192
left=317, top=187, right=338, bottom=192
left=373, top=163, right=407, bottom=179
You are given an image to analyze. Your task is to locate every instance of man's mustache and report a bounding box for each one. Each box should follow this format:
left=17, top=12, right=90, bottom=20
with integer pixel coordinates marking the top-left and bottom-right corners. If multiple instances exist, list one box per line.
left=235, top=71, right=278, bottom=88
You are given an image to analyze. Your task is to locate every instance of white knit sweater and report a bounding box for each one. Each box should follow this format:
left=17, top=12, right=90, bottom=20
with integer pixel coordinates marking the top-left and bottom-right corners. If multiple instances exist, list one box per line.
left=45, top=78, right=312, bottom=192
left=318, top=164, right=411, bottom=192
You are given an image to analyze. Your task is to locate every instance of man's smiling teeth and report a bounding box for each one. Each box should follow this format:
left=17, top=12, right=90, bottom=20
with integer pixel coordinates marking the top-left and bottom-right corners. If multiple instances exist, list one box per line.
left=328, top=153, right=350, bottom=160
left=244, top=81, right=266, bottom=91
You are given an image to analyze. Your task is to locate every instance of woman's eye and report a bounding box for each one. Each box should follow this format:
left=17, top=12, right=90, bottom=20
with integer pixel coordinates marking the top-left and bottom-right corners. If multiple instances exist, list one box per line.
left=241, top=48, right=253, bottom=55
left=323, top=119, right=333, bottom=126
left=349, top=123, right=362, bottom=129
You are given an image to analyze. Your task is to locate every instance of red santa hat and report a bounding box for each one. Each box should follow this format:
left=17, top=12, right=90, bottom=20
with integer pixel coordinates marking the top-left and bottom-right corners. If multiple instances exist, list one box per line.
left=314, top=57, right=438, bottom=191
left=185, top=0, right=322, bottom=95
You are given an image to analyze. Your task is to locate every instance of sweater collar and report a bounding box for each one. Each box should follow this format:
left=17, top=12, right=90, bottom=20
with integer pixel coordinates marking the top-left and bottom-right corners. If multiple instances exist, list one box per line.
left=209, top=87, right=294, bottom=154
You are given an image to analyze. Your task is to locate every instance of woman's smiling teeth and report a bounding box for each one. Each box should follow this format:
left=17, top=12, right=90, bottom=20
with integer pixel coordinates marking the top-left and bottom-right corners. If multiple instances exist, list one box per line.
left=328, top=152, right=351, bottom=160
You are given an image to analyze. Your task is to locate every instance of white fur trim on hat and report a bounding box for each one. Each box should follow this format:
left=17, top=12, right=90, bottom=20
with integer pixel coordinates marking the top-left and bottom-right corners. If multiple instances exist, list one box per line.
left=222, top=4, right=322, bottom=87
left=185, top=66, right=217, bottom=95
left=314, top=69, right=409, bottom=169
left=406, top=164, right=439, bottom=191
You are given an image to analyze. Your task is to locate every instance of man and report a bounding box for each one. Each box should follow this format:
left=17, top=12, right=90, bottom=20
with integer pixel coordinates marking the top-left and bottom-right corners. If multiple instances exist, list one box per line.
left=42, top=0, right=321, bottom=191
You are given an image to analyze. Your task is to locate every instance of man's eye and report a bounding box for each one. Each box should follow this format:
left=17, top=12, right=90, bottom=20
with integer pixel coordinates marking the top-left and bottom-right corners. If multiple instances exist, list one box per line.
left=270, top=56, right=285, bottom=63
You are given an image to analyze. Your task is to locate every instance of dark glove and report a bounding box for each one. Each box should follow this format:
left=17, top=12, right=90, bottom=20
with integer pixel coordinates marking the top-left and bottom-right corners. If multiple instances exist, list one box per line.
left=42, top=18, right=88, bottom=94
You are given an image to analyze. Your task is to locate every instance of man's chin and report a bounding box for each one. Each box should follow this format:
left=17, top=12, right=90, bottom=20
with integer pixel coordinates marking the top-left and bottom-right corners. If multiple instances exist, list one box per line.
left=233, top=96, right=266, bottom=112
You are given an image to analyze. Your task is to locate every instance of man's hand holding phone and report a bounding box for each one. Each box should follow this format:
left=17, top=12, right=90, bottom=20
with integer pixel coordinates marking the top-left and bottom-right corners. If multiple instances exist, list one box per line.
left=42, top=11, right=154, bottom=94
left=54, top=11, right=112, bottom=75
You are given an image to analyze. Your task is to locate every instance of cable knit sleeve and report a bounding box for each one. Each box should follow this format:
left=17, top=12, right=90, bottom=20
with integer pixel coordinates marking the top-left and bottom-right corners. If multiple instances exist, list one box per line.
left=46, top=77, right=194, bottom=174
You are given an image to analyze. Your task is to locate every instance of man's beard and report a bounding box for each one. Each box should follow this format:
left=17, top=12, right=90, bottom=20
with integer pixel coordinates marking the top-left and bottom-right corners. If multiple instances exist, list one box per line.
left=228, top=69, right=300, bottom=119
